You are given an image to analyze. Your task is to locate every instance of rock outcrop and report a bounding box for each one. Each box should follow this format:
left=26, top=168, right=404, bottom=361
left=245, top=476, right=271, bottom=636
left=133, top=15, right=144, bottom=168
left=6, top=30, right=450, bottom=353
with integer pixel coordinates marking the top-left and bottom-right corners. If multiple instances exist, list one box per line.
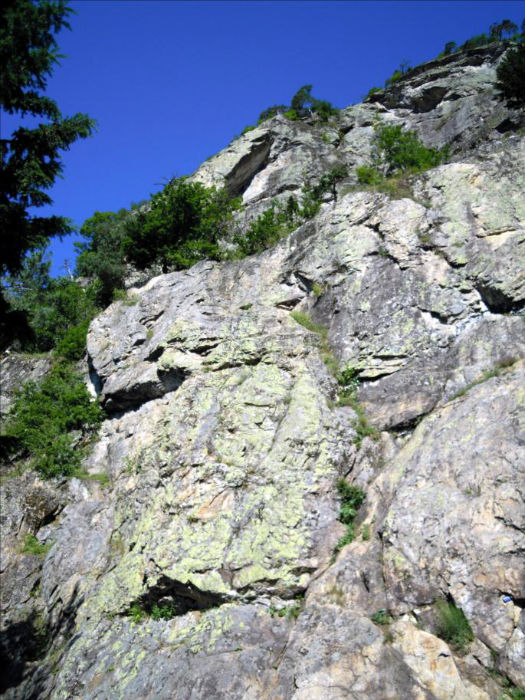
left=1, top=43, right=524, bottom=700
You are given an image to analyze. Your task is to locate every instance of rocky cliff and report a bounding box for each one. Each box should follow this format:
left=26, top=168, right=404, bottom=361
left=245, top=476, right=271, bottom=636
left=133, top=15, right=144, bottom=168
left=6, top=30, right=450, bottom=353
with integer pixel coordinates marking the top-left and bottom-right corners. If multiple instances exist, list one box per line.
left=1, top=44, right=524, bottom=700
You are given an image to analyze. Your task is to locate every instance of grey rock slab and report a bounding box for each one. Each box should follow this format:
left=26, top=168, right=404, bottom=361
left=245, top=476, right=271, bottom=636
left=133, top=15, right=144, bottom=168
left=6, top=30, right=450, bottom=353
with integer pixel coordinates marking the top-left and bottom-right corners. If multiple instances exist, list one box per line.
left=377, top=361, right=525, bottom=664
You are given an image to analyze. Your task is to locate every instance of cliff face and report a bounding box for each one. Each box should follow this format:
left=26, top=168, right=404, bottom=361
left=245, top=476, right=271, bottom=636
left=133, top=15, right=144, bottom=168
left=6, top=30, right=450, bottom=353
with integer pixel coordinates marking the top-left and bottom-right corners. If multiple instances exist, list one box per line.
left=1, top=45, right=525, bottom=700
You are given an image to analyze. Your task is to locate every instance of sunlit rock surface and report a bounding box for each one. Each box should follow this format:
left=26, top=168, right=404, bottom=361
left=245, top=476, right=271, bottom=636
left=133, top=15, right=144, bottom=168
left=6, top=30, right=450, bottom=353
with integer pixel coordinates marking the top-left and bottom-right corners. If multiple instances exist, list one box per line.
left=1, top=43, right=524, bottom=700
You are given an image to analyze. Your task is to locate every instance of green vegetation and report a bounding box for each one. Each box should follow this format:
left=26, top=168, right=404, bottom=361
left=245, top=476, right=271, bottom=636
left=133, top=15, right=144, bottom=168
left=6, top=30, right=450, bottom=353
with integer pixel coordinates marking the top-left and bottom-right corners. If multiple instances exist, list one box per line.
left=233, top=196, right=300, bottom=257
left=365, top=18, right=522, bottom=100
left=4, top=249, right=99, bottom=356
left=451, top=359, right=518, bottom=400
left=334, top=478, right=366, bottom=553
left=122, top=177, right=241, bottom=271
left=243, top=84, right=339, bottom=133
left=443, top=19, right=520, bottom=55
left=373, top=124, right=446, bottom=176
left=3, top=360, right=103, bottom=478
left=354, top=123, right=448, bottom=197
left=127, top=603, right=145, bottom=624
left=361, top=523, right=371, bottom=541
left=269, top=598, right=303, bottom=620
left=384, top=61, right=412, bottom=87
left=233, top=165, right=347, bottom=257
left=151, top=602, right=178, bottom=621
left=0, top=0, right=95, bottom=336
left=496, top=41, right=525, bottom=108
left=336, top=366, right=380, bottom=447
left=370, top=609, right=393, bottom=625
left=21, top=533, right=52, bottom=556
left=435, top=600, right=474, bottom=651
left=290, top=311, right=328, bottom=337
left=75, top=209, right=130, bottom=305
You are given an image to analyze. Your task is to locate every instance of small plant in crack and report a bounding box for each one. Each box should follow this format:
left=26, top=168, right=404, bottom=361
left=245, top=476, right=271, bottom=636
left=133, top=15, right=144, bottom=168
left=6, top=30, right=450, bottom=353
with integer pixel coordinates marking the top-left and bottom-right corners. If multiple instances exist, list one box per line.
left=336, top=366, right=380, bottom=447
left=370, top=609, right=393, bottom=625
left=333, top=478, right=365, bottom=555
left=434, top=600, right=473, bottom=652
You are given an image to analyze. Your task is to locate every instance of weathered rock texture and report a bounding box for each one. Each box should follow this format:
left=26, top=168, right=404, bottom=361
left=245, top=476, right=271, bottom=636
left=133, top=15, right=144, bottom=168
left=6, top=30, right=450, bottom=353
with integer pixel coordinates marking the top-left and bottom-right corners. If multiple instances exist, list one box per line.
left=1, top=43, right=524, bottom=700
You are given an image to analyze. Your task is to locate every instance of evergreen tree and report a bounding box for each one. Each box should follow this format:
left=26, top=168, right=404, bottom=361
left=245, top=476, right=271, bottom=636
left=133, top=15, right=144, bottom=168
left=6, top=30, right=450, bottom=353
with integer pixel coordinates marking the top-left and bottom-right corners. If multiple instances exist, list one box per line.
left=496, top=41, right=525, bottom=108
left=0, top=0, right=95, bottom=280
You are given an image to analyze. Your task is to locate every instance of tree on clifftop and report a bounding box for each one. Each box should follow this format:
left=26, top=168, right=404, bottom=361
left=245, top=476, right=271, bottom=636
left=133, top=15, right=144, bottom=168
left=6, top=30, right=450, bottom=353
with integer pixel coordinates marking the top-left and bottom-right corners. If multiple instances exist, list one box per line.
left=0, top=0, right=95, bottom=282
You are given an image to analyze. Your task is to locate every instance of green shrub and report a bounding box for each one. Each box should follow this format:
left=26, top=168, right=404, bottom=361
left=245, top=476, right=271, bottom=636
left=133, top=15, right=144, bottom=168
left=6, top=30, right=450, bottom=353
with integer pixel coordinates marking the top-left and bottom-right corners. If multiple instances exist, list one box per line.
left=365, top=86, right=382, bottom=100
left=370, top=609, right=393, bottom=625
left=258, top=104, right=287, bottom=122
left=356, top=165, right=383, bottom=185
left=233, top=197, right=299, bottom=257
left=54, top=318, right=91, bottom=360
left=3, top=361, right=104, bottom=478
left=385, top=69, right=404, bottom=87
left=5, top=250, right=99, bottom=353
left=21, top=534, right=52, bottom=556
left=496, top=42, right=525, bottom=108
left=75, top=209, right=130, bottom=305
left=435, top=600, right=474, bottom=651
left=127, top=603, right=145, bottom=624
left=460, top=33, right=494, bottom=51
left=334, top=478, right=365, bottom=553
left=374, top=124, right=446, bottom=175
left=284, top=109, right=299, bottom=121
left=123, top=178, right=241, bottom=271
left=151, top=602, right=177, bottom=620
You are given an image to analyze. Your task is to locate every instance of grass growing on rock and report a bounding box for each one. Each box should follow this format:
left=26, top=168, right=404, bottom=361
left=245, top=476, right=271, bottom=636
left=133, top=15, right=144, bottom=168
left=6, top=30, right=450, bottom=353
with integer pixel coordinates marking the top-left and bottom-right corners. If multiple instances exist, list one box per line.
left=21, top=534, right=52, bottom=556
left=435, top=600, right=474, bottom=652
left=451, top=358, right=519, bottom=401
left=336, top=366, right=380, bottom=447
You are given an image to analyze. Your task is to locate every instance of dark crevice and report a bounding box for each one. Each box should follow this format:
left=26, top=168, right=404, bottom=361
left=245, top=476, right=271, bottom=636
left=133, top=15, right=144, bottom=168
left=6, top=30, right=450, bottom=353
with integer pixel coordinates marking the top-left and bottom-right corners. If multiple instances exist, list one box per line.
left=495, top=118, right=521, bottom=134
left=475, top=284, right=525, bottom=314
left=145, top=346, right=164, bottom=362
left=126, top=575, right=227, bottom=618
left=103, top=368, right=189, bottom=414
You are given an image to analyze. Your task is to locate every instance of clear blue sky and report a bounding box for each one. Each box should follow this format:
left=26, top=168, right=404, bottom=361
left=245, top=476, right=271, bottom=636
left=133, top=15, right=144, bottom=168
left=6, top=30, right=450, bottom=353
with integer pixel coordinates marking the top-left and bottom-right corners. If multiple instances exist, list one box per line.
left=5, top=0, right=524, bottom=276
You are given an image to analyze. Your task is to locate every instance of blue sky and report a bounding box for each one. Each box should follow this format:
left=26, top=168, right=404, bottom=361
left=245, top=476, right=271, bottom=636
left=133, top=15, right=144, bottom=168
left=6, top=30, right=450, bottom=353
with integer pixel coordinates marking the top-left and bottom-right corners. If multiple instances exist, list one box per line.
left=5, top=0, right=524, bottom=276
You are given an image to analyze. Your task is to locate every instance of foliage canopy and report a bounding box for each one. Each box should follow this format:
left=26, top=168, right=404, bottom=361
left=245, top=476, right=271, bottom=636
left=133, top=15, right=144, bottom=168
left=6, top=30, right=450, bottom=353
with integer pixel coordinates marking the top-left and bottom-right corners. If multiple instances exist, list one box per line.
left=0, top=0, right=95, bottom=278
left=4, top=360, right=103, bottom=477
left=496, top=41, right=525, bottom=108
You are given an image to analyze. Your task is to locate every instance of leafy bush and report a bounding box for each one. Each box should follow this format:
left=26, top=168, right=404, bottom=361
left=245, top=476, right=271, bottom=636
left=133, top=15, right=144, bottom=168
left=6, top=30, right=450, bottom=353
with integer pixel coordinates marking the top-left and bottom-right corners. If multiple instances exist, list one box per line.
left=4, top=249, right=99, bottom=354
left=356, top=165, right=383, bottom=185
left=283, top=109, right=299, bottom=120
left=370, top=609, right=393, bottom=625
left=75, top=209, right=130, bottom=305
left=334, top=478, right=365, bottom=552
left=365, top=86, right=382, bottom=100
left=435, top=600, right=474, bottom=651
left=496, top=42, right=525, bottom=108
left=151, top=602, right=177, bottom=620
left=54, top=318, right=91, bottom=360
left=258, top=104, right=287, bottom=122
left=290, top=84, right=339, bottom=121
left=3, top=361, right=103, bottom=478
left=123, top=178, right=241, bottom=271
left=385, top=69, right=404, bottom=87
left=374, top=124, right=446, bottom=175
left=233, top=196, right=299, bottom=257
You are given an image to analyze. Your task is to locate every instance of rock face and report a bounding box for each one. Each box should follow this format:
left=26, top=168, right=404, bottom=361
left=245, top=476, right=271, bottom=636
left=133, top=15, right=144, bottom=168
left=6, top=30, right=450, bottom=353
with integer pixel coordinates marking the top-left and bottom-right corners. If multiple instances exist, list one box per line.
left=1, top=44, right=524, bottom=700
